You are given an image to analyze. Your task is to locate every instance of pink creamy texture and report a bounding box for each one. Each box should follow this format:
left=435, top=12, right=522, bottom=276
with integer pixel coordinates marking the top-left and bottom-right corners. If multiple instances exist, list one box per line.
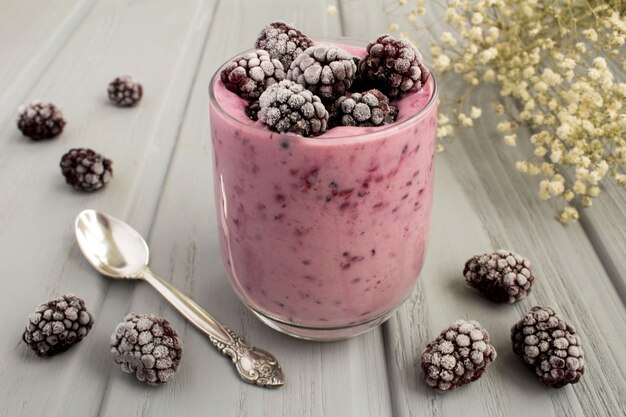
left=210, top=43, right=437, bottom=327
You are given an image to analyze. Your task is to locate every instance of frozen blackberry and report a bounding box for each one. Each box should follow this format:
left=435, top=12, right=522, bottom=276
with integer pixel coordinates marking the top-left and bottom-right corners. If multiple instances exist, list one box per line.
left=220, top=50, right=286, bottom=100
left=333, top=89, right=398, bottom=127
left=22, top=294, right=94, bottom=357
left=512, top=306, right=585, bottom=388
left=108, top=75, right=143, bottom=107
left=348, top=56, right=375, bottom=92
left=245, top=101, right=261, bottom=121
left=464, top=250, right=535, bottom=303
left=288, top=45, right=357, bottom=101
left=111, top=313, right=183, bottom=386
left=258, top=80, right=329, bottom=136
left=421, top=320, right=497, bottom=392
left=60, top=148, right=113, bottom=192
left=17, top=101, right=66, bottom=140
left=359, top=34, right=430, bottom=97
left=255, top=21, right=313, bottom=69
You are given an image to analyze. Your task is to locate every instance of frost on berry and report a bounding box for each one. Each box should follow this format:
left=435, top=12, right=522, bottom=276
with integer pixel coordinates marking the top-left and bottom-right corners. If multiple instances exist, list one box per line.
left=511, top=306, right=585, bottom=388
left=22, top=294, right=94, bottom=357
left=255, top=21, right=313, bottom=69
left=60, top=148, right=113, bottom=192
left=108, top=75, right=143, bottom=107
left=258, top=80, right=329, bottom=136
left=464, top=250, right=535, bottom=303
left=360, top=34, right=430, bottom=97
left=288, top=45, right=357, bottom=101
left=111, top=313, right=183, bottom=386
left=421, top=320, right=497, bottom=391
left=220, top=50, right=286, bottom=100
left=17, top=101, right=66, bottom=140
left=332, top=89, right=398, bottom=127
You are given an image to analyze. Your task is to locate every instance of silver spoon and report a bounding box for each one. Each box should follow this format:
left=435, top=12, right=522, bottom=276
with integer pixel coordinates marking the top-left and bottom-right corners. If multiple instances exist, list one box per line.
left=74, top=209, right=284, bottom=388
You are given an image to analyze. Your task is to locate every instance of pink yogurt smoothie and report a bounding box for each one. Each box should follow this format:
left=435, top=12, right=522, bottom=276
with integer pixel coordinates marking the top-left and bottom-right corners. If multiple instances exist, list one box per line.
left=209, top=43, right=437, bottom=329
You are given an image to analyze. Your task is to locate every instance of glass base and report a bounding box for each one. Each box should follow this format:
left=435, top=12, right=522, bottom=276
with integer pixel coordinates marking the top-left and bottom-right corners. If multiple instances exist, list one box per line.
left=245, top=301, right=404, bottom=341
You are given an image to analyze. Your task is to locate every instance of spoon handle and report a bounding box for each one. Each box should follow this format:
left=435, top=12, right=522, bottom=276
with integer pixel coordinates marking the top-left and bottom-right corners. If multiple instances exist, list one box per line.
left=140, top=268, right=285, bottom=388
left=140, top=267, right=233, bottom=345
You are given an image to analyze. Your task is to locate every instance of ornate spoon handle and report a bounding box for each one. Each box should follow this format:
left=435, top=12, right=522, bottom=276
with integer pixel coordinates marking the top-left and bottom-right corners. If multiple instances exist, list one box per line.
left=207, top=327, right=285, bottom=387
left=141, top=268, right=284, bottom=388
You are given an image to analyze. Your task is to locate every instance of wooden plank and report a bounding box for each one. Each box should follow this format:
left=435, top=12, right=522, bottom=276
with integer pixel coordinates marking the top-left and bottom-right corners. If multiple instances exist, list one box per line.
left=95, top=1, right=394, bottom=416
left=0, top=0, right=96, bottom=127
left=578, top=186, right=626, bottom=302
left=339, top=1, right=626, bottom=416
left=0, top=0, right=220, bottom=416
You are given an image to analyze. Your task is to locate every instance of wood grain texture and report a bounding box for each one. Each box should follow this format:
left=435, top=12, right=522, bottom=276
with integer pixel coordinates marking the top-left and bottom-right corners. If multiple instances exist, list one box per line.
left=0, top=0, right=97, bottom=127
left=0, top=0, right=624, bottom=416
left=0, top=0, right=220, bottom=416
left=578, top=186, right=626, bottom=302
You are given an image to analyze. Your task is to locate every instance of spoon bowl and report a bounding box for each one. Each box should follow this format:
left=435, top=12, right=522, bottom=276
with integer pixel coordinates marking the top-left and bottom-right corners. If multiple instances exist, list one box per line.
left=75, top=209, right=148, bottom=279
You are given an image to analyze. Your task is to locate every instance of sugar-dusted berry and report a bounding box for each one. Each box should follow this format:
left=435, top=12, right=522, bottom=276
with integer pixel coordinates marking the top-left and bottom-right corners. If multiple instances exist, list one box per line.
left=108, top=75, right=143, bottom=107
left=464, top=250, right=535, bottom=303
left=359, top=34, right=429, bottom=97
left=17, top=101, right=66, bottom=140
left=255, top=21, right=313, bottom=69
left=22, top=294, right=94, bottom=357
left=511, top=306, right=585, bottom=388
left=288, top=45, right=357, bottom=102
left=421, top=319, right=497, bottom=391
left=60, top=148, right=113, bottom=192
left=333, top=89, right=397, bottom=127
left=220, top=50, right=285, bottom=100
left=258, top=80, right=329, bottom=136
left=111, top=313, right=183, bottom=386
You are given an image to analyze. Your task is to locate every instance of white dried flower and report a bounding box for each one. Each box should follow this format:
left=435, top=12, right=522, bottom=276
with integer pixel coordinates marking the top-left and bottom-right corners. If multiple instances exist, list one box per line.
left=583, top=29, right=598, bottom=42
left=433, top=54, right=451, bottom=71
left=440, top=32, right=457, bottom=47
left=386, top=0, right=625, bottom=222
left=471, top=12, right=484, bottom=25
left=504, top=134, right=517, bottom=146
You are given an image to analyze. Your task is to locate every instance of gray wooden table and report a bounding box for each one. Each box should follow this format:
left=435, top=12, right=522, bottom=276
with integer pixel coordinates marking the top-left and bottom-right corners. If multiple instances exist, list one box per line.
left=1, top=1, right=624, bottom=416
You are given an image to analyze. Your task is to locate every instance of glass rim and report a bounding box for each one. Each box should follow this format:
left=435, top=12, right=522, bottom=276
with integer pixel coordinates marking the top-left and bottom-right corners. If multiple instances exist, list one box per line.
left=208, top=37, right=438, bottom=144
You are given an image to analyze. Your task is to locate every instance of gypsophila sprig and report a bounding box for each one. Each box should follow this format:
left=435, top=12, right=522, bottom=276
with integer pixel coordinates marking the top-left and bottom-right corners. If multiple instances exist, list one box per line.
left=380, top=0, right=626, bottom=222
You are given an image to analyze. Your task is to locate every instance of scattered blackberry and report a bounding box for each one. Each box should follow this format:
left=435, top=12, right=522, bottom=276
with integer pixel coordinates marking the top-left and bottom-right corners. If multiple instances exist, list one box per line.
left=464, top=250, right=535, bottom=303
left=333, top=89, right=398, bottom=127
left=258, top=80, right=329, bottom=136
left=60, top=148, right=113, bottom=192
left=22, top=294, right=94, bottom=357
left=255, top=21, right=313, bottom=69
left=359, top=34, right=429, bottom=97
left=220, top=50, right=286, bottom=100
left=111, top=313, right=183, bottom=386
left=107, top=75, right=143, bottom=107
left=421, top=320, right=497, bottom=392
left=512, top=306, right=585, bottom=388
left=288, top=45, right=357, bottom=101
left=17, top=101, right=66, bottom=140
